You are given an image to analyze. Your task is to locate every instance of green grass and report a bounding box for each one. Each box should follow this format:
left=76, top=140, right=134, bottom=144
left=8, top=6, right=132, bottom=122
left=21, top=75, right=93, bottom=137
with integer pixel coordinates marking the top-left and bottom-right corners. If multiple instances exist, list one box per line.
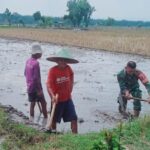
left=0, top=108, right=99, bottom=150
left=120, top=117, right=150, bottom=150
left=0, top=108, right=150, bottom=150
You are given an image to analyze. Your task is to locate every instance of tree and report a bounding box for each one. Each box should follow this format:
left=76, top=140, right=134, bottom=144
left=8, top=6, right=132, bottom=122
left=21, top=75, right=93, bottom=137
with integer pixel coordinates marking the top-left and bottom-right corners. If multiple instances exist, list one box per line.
left=66, top=0, right=80, bottom=27
left=33, top=11, right=42, bottom=25
left=11, top=12, right=22, bottom=24
left=106, top=17, right=115, bottom=26
left=4, top=8, right=12, bottom=26
left=80, top=0, right=95, bottom=27
left=19, top=19, right=25, bottom=27
left=41, top=16, right=52, bottom=27
left=65, top=0, right=95, bottom=27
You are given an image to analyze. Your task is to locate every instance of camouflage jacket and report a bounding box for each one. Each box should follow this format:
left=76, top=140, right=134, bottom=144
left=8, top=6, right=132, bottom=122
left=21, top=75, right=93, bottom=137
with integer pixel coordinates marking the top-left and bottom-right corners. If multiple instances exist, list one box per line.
left=117, top=69, right=150, bottom=94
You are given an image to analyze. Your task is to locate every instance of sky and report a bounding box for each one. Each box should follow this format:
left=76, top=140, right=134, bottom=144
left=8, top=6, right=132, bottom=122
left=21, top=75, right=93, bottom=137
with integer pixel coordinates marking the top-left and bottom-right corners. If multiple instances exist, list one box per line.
left=0, top=0, right=150, bottom=21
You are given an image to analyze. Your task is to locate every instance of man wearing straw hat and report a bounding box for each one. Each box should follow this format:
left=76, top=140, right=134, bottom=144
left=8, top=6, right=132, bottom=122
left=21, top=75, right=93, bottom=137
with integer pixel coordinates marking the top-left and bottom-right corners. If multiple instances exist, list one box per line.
left=25, top=43, right=47, bottom=121
left=46, top=49, right=78, bottom=134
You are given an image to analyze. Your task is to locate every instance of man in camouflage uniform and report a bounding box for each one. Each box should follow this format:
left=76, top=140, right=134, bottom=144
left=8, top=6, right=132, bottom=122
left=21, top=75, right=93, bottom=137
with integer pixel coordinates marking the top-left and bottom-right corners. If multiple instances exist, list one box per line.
left=117, top=61, right=150, bottom=117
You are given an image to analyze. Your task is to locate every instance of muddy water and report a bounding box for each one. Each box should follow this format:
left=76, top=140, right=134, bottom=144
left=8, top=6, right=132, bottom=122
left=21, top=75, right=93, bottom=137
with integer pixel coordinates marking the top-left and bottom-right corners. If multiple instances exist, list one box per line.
left=0, top=38, right=150, bottom=134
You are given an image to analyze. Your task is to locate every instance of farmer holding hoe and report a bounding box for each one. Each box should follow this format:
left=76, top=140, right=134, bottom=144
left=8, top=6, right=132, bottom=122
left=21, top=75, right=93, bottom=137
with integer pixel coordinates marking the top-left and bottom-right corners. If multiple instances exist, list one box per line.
left=46, top=49, right=78, bottom=134
left=25, top=43, right=47, bottom=121
left=117, top=61, right=150, bottom=118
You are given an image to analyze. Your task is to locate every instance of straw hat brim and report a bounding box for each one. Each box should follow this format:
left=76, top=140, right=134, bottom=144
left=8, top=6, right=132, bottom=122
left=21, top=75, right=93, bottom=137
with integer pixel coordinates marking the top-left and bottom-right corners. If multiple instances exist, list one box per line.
left=46, top=57, right=79, bottom=64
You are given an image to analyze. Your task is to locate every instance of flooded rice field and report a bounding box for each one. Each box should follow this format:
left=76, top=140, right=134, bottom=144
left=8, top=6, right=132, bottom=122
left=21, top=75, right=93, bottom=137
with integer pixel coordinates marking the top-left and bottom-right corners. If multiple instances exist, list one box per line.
left=0, top=38, right=150, bottom=133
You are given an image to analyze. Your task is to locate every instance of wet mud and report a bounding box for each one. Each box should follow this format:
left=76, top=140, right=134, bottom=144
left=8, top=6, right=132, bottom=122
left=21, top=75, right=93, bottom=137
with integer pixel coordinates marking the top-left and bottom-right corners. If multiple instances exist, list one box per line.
left=0, top=38, right=150, bottom=133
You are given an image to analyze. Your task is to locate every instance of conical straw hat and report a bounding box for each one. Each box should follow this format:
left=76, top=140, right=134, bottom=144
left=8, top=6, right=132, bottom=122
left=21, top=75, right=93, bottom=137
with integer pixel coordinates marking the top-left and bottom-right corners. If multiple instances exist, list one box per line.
left=46, top=49, right=79, bottom=64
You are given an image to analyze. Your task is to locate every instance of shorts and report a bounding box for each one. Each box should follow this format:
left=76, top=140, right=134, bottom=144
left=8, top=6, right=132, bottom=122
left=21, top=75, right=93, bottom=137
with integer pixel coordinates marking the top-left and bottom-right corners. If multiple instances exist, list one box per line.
left=28, top=92, right=45, bottom=102
left=53, top=99, right=78, bottom=123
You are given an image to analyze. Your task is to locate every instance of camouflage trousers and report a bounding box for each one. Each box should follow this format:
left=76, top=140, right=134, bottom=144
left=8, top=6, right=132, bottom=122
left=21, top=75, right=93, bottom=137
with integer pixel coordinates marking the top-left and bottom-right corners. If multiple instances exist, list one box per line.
left=118, top=89, right=142, bottom=112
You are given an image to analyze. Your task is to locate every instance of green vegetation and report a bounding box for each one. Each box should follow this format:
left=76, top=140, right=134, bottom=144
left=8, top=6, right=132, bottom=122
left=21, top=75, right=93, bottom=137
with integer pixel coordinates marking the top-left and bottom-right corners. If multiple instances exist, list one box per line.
left=3, top=8, right=12, bottom=26
left=1, top=0, right=150, bottom=28
left=33, top=11, right=52, bottom=27
left=91, top=117, right=150, bottom=150
left=0, top=107, right=98, bottom=150
left=0, top=108, right=150, bottom=150
left=64, top=0, right=95, bottom=27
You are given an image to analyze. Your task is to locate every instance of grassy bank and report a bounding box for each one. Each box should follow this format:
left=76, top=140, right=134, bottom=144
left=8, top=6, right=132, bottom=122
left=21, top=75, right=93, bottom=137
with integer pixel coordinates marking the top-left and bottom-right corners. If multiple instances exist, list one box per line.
left=0, top=108, right=150, bottom=150
left=0, top=27, right=150, bottom=56
left=0, top=108, right=100, bottom=150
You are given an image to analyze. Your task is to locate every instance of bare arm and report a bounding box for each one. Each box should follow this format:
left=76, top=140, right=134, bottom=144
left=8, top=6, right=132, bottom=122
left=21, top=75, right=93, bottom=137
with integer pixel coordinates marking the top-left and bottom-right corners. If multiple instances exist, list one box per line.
left=138, top=71, right=150, bottom=95
left=46, top=69, right=58, bottom=103
left=46, top=83, right=54, bottom=100
left=70, top=73, right=74, bottom=93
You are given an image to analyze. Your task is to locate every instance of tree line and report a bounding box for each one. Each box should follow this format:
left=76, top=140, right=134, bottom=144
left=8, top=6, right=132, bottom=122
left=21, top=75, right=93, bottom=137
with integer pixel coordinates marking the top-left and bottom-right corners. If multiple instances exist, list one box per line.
left=0, top=0, right=95, bottom=28
left=0, top=0, right=150, bottom=28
